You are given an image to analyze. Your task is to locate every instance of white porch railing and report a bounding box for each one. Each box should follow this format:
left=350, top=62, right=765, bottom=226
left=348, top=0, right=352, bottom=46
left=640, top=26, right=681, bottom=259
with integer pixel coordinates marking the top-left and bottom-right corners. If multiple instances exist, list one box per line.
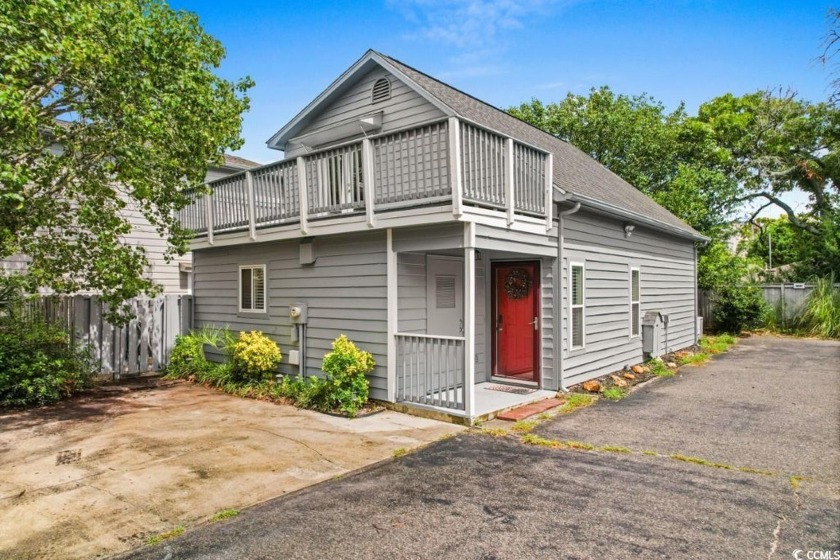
left=395, top=333, right=465, bottom=411
left=179, top=118, right=554, bottom=239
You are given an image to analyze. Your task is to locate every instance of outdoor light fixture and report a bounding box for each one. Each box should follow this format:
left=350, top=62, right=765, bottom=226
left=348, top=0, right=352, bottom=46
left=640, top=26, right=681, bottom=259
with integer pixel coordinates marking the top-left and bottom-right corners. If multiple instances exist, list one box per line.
left=624, top=224, right=636, bottom=238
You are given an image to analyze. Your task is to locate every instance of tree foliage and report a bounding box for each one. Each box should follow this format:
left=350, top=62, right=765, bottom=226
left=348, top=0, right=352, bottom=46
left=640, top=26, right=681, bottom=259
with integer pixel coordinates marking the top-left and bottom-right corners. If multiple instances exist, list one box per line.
left=508, top=88, right=740, bottom=239
left=0, top=0, right=253, bottom=321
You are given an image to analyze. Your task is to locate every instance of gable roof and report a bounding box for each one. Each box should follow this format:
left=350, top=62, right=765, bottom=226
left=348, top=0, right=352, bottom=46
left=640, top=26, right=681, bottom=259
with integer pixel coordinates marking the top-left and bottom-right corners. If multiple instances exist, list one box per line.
left=268, top=50, right=705, bottom=241
left=221, top=154, right=260, bottom=169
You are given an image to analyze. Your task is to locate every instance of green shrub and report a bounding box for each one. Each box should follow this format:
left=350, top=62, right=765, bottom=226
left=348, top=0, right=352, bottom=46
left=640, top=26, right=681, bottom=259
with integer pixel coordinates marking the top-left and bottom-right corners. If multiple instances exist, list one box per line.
left=0, top=318, right=94, bottom=407
left=711, top=283, right=766, bottom=334
left=167, top=334, right=214, bottom=378
left=277, top=374, right=327, bottom=408
left=319, top=335, right=375, bottom=416
left=230, top=331, right=281, bottom=382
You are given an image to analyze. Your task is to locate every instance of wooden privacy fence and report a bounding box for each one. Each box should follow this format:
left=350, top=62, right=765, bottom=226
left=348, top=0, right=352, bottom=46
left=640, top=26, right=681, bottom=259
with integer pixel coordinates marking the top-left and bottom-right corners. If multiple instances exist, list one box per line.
left=698, top=283, right=838, bottom=331
left=23, top=295, right=192, bottom=378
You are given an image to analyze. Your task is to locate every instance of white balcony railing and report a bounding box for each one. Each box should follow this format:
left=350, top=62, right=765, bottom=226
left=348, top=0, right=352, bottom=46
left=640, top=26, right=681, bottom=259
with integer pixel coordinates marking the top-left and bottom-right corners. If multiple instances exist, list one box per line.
left=179, top=118, right=554, bottom=240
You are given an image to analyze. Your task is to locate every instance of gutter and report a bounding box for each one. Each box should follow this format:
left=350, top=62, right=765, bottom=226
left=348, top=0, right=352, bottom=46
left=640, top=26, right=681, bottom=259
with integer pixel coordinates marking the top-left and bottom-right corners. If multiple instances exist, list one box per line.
left=555, top=194, right=580, bottom=393
left=567, top=193, right=710, bottom=243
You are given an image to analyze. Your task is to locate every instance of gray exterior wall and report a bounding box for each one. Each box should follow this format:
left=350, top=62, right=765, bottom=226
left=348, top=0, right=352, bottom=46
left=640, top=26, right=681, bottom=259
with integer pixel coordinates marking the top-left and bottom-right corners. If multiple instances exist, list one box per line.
left=560, top=209, right=697, bottom=386
left=1, top=164, right=244, bottom=294
left=192, top=230, right=389, bottom=400
left=284, top=66, right=446, bottom=158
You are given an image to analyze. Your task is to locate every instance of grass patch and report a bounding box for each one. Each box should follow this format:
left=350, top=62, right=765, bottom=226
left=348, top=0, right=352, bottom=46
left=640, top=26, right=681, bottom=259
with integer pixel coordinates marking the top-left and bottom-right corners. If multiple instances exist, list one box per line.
left=677, top=353, right=710, bottom=366
left=145, top=526, right=185, bottom=546
left=521, top=433, right=563, bottom=448
left=648, top=360, right=675, bottom=377
left=699, top=335, right=737, bottom=355
left=482, top=427, right=510, bottom=438
left=738, top=467, right=775, bottom=476
left=537, top=412, right=553, bottom=420
left=563, top=440, right=595, bottom=450
left=211, top=509, right=239, bottom=522
left=789, top=475, right=810, bottom=490
left=642, top=450, right=658, bottom=456
left=599, top=445, right=631, bottom=454
left=511, top=420, right=538, bottom=433
left=602, top=386, right=627, bottom=401
left=670, top=454, right=731, bottom=470
left=559, top=393, right=597, bottom=413
left=392, top=447, right=408, bottom=458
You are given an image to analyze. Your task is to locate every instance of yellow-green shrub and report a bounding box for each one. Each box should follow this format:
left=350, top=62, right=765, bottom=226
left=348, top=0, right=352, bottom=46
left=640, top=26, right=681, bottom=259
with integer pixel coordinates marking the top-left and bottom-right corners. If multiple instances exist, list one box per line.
left=231, top=331, right=281, bottom=382
left=320, top=334, right=375, bottom=416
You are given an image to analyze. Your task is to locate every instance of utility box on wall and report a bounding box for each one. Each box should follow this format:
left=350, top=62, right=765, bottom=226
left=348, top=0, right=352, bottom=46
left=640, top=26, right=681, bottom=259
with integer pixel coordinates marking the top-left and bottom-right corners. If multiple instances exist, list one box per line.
left=642, top=311, right=664, bottom=359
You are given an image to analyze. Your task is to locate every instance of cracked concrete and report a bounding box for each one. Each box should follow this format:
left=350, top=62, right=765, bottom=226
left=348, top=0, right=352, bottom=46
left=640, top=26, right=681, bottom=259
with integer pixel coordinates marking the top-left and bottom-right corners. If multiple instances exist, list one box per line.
left=0, top=382, right=464, bottom=559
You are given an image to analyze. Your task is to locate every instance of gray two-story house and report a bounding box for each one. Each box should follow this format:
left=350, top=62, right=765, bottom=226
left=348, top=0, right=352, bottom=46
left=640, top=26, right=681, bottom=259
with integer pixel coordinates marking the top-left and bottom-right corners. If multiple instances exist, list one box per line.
left=179, top=50, right=707, bottom=423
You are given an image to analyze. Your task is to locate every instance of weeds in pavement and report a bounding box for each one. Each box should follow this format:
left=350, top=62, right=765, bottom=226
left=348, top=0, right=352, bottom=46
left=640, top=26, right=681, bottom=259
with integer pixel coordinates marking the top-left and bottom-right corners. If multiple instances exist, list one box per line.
left=511, top=420, right=538, bottom=433
left=211, top=509, right=239, bottom=522
left=559, top=393, right=597, bottom=413
left=145, top=526, right=185, bottom=546
left=677, top=353, right=710, bottom=366
left=602, top=386, right=627, bottom=401
left=648, top=360, right=674, bottom=378
left=670, top=454, right=731, bottom=470
left=393, top=447, right=408, bottom=458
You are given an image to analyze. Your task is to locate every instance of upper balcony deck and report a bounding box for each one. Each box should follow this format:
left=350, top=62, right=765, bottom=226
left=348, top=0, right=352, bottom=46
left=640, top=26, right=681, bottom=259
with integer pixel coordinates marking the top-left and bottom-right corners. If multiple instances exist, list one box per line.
left=180, top=117, right=554, bottom=245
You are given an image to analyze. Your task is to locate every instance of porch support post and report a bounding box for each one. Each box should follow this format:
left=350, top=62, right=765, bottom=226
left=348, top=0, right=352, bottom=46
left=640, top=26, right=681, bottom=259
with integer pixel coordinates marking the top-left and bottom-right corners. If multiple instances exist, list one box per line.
left=464, top=221, right=476, bottom=420
left=386, top=228, right=397, bottom=403
left=448, top=117, right=463, bottom=218
left=245, top=170, right=257, bottom=240
left=505, top=138, right=515, bottom=226
left=362, top=138, right=376, bottom=228
left=206, top=187, right=215, bottom=246
left=297, top=156, right=309, bottom=235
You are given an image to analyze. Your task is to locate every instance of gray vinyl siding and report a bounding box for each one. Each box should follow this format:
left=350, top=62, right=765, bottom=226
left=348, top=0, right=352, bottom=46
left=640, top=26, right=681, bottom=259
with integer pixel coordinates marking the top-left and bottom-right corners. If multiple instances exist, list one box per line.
left=397, top=252, right=426, bottom=333
left=193, top=230, right=389, bottom=400
left=561, top=210, right=697, bottom=386
left=395, top=250, right=487, bottom=380
left=285, top=67, right=446, bottom=158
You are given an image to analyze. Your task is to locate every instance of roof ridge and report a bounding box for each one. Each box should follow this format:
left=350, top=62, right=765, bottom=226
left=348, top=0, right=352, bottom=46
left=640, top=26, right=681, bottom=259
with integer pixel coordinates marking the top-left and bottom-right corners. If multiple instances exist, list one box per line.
left=378, top=52, right=575, bottom=149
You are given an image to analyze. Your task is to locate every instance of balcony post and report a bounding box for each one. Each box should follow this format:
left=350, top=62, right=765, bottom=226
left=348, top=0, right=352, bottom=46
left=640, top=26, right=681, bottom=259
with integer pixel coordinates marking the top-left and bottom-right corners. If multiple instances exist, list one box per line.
left=206, top=187, right=215, bottom=246
left=362, top=138, right=376, bottom=228
left=296, top=157, right=309, bottom=235
left=245, top=170, right=257, bottom=240
left=505, top=138, right=515, bottom=226
left=545, top=152, right=554, bottom=231
left=448, top=117, right=463, bottom=217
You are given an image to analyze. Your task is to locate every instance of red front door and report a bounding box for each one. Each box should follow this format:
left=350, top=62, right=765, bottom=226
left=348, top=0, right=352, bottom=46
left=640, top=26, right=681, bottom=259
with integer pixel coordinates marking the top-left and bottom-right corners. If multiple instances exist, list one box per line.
left=492, top=261, right=540, bottom=383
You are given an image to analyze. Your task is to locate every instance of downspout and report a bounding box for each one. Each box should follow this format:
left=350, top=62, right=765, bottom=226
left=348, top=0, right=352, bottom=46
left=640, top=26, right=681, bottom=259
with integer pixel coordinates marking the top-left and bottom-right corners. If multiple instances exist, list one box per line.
left=555, top=198, right=581, bottom=392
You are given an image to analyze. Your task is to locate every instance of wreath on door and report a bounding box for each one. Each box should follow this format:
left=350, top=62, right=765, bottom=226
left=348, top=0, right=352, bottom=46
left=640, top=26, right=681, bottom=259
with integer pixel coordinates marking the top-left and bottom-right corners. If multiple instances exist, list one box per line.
left=504, top=268, right=532, bottom=299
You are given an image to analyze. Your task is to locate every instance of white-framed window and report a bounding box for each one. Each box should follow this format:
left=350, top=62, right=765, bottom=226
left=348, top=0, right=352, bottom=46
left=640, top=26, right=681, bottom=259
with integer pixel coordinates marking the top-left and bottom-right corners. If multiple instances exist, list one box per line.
left=239, top=265, right=266, bottom=313
left=630, top=267, right=641, bottom=337
left=570, top=262, right=585, bottom=350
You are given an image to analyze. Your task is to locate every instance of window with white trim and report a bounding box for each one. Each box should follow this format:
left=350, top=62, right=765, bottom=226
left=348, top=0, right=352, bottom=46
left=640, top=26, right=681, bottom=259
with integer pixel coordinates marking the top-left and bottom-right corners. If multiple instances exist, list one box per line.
left=239, top=265, right=266, bottom=312
left=571, top=263, right=585, bottom=349
left=630, top=267, right=640, bottom=337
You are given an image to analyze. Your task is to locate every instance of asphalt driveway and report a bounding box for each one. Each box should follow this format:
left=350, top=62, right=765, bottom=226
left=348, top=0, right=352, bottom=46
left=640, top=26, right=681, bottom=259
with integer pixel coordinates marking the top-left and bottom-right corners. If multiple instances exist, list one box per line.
left=115, top=335, right=839, bottom=560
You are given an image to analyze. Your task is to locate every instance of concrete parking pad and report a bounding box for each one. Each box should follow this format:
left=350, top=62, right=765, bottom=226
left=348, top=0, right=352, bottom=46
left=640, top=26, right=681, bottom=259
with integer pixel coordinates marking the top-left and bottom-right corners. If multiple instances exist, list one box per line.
left=0, top=383, right=464, bottom=559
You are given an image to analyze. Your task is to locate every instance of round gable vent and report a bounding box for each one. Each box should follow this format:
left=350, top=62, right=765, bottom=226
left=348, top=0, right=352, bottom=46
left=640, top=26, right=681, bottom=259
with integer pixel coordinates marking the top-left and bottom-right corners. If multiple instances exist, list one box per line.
left=371, top=77, right=391, bottom=103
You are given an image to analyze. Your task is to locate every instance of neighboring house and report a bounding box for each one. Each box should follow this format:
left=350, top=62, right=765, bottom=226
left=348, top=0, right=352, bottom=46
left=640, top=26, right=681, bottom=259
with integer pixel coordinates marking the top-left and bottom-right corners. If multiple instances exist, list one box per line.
left=1, top=154, right=260, bottom=295
left=180, top=50, right=708, bottom=423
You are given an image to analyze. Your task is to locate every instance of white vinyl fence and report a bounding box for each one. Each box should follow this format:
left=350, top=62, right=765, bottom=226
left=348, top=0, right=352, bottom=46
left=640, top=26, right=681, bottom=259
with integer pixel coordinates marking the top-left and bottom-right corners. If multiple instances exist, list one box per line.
left=23, top=295, right=192, bottom=378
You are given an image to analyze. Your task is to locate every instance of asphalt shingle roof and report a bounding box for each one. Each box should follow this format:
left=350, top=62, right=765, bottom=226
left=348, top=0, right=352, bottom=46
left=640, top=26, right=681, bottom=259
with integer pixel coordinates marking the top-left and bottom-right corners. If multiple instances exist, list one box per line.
left=380, top=53, right=702, bottom=239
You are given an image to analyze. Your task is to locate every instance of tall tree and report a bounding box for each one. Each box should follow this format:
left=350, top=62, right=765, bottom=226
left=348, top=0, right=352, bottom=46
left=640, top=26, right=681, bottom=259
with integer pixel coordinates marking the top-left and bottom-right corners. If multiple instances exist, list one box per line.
left=0, top=0, right=253, bottom=321
left=508, top=88, right=740, bottom=237
left=697, top=91, right=840, bottom=276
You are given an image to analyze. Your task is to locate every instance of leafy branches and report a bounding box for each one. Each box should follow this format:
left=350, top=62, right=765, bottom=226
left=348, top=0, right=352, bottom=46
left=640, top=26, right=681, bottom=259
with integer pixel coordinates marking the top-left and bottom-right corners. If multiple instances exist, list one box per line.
left=0, top=0, right=253, bottom=322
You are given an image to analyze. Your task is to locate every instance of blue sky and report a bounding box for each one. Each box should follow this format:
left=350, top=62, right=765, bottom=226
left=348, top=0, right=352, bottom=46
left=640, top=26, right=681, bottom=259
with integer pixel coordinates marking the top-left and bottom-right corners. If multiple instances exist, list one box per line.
left=173, top=0, right=835, bottom=215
